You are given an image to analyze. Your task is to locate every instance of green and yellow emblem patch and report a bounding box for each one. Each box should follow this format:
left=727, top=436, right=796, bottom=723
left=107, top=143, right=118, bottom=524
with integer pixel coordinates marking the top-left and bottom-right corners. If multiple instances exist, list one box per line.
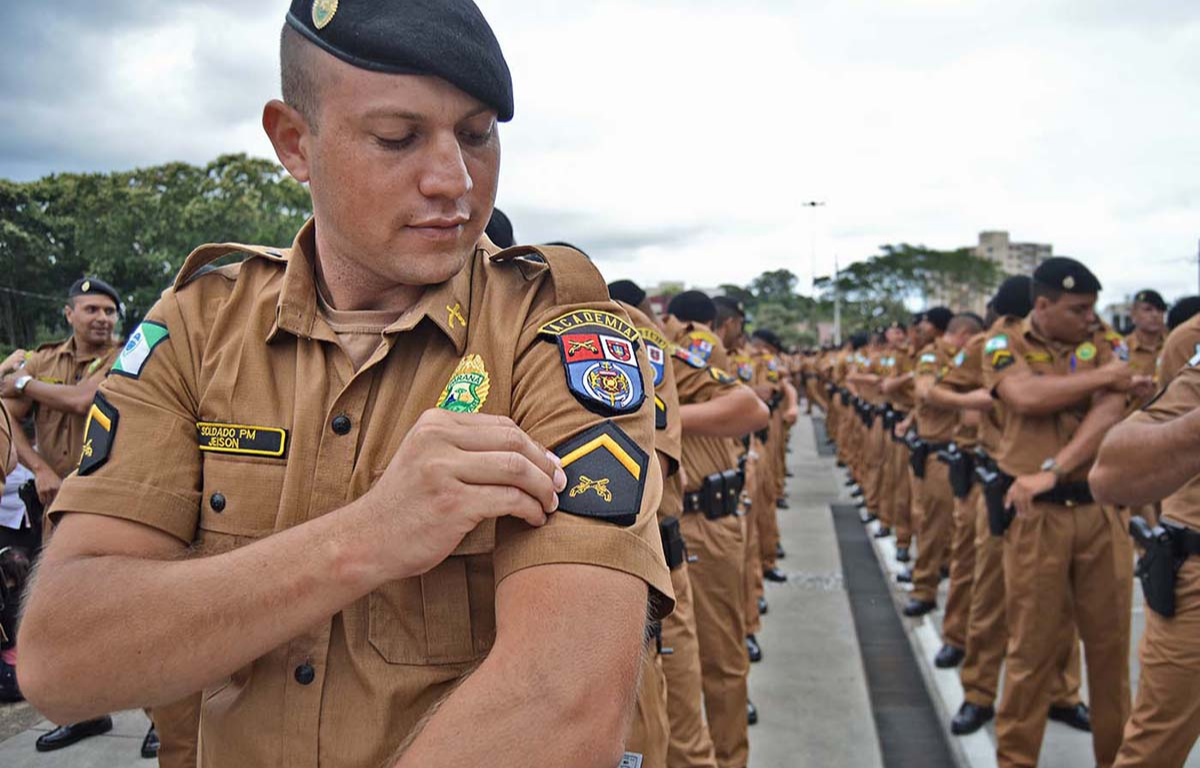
left=1075, top=342, right=1097, bottom=362
left=437, top=354, right=491, bottom=414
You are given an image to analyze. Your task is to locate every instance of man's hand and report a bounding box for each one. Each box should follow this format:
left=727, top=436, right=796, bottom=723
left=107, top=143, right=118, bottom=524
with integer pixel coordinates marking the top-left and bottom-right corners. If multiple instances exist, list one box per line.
left=1099, top=359, right=1135, bottom=392
left=1130, top=376, right=1156, bottom=401
left=893, top=416, right=913, bottom=439
left=1005, top=471, right=1057, bottom=517
left=355, top=409, right=567, bottom=582
left=0, top=375, right=26, bottom=399
left=34, top=465, right=61, bottom=506
left=0, top=349, right=27, bottom=378
left=784, top=405, right=799, bottom=426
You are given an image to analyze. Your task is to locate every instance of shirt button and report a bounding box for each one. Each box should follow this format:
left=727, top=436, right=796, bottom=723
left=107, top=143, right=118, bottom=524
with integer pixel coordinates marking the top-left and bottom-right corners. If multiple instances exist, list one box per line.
left=210, top=493, right=226, bottom=513
left=294, top=663, right=315, bottom=686
left=331, top=414, right=352, bottom=435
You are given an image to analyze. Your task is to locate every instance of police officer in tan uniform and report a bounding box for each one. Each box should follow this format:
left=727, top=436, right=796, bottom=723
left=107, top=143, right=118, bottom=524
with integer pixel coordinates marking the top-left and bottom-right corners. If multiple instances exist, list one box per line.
left=1093, top=357, right=1200, bottom=767
left=986, top=258, right=1150, bottom=768
left=667, top=290, right=769, bottom=768
left=19, top=4, right=677, bottom=768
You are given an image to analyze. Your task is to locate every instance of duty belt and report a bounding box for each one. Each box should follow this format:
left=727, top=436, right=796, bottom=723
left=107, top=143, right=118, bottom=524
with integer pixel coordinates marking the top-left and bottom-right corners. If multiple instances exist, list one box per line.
left=1033, top=481, right=1094, bottom=507
left=1130, top=517, right=1200, bottom=618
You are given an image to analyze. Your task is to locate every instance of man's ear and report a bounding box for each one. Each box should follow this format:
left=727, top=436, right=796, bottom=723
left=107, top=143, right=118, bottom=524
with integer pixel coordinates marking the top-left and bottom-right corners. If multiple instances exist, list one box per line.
left=262, top=99, right=312, bottom=184
left=63, top=303, right=73, bottom=325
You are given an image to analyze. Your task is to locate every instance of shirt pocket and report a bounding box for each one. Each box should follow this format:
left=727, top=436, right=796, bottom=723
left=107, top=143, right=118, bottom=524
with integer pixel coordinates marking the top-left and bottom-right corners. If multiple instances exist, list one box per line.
left=366, top=492, right=498, bottom=665
left=194, top=456, right=285, bottom=553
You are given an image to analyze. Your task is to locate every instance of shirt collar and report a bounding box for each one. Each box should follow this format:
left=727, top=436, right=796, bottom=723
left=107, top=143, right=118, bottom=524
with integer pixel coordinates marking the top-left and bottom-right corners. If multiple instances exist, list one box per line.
left=267, top=219, right=479, bottom=355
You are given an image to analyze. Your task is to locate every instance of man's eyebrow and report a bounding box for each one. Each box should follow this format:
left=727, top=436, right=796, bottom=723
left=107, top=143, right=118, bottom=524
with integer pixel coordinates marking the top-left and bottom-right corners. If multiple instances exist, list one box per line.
left=362, top=105, right=494, bottom=122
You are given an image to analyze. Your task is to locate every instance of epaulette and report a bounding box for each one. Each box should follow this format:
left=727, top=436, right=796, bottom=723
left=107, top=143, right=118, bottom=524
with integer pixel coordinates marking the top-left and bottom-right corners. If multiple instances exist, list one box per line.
left=490, top=244, right=606, bottom=306
left=174, top=243, right=289, bottom=290
left=33, top=338, right=68, bottom=353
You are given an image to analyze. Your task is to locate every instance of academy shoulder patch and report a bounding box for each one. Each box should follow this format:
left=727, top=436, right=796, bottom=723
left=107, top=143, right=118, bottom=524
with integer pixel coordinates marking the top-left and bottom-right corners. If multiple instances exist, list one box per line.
left=654, top=394, right=668, bottom=430
left=710, top=367, right=737, bottom=385
left=111, top=321, right=169, bottom=379
left=984, top=335, right=1008, bottom=354
left=637, top=326, right=668, bottom=388
left=437, top=354, right=491, bottom=413
left=197, top=422, right=288, bottom=458
left=670, top=344, right=706, bottom=369
left=540, top=310, right=645, bottom=416
left=686, top=330, right=719, bottom=363
left=554, top=421, right=649, bottom=527
left=78, top=394, right=119, bottom=476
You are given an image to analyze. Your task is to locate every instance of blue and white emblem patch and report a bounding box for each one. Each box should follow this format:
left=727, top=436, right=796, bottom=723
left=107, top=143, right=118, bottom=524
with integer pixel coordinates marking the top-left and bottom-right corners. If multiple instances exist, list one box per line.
left=540, top=310, right=646, bottom=416
left=636, top=326, right=669, bottom=388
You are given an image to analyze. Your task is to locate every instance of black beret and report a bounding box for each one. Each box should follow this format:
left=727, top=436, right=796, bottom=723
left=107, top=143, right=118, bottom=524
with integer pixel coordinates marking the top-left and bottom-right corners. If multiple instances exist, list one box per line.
left=849, top=332, right=869, bottom=350
left=923, top=306, right=954, bottom=332
left=69, top=277, right=120, bottom=307
left=752, top=328, right=783, bottom=352
left=667, top=291, right=716, bottom=325
left=910, top=312, right=925, bottom=326
left=1033, top=257, right=1102, bottom=294
left=485, top=208, right=515, bottom=248
left=1168, top=296, right=1200, bottom=331
left=713, top=296, right=746, bottom=318
left=1134, top=289, right=1167, bottom=311
left=286, top=0, right=514, bottom=122
left=991, top=275, right=1034, bottom=319
left=608, top=280, right=646, bottom=308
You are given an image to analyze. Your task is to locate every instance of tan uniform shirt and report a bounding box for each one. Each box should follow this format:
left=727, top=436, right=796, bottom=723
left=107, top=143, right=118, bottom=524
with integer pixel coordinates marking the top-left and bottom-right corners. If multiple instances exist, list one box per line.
left=672, top=327, right=740, bottom=491
left=914, top=338, right=959, bottom=443
left=0, top=398, right=14, bottom=483
left=1127, top=363, right=1200, bottom=529
left=887, top=346, right=917, bottom=412
left=622, top=303, right=683, bottom=514
left=1126, top=331, right=1164, bottom=411
left=939, top=333, right=984, bottom=448
left=22, top=336, right=119, bottom=478
left=983, top=316, right=1115, bottom=480
left=1158, top=315, right=1200, bottom=388
left=49, top=222, right=673, bottom=768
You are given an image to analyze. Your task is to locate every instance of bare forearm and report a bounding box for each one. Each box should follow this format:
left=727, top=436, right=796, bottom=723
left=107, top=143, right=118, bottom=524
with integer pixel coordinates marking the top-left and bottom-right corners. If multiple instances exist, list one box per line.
left=26, top=379, right=96, bottom=416
left=1055, top=394, right=1126, bottom=477
left=20, top=505, right=378, bottom=721
left=681, top=388, right=770, bottom=437
left=928, top=385, right=993, bottom=413
left=10, top=424, right=52, bottom=475
left=1004, top=370, right=1113, bottom=416
left=1091, top=409, right=1200, bottom=505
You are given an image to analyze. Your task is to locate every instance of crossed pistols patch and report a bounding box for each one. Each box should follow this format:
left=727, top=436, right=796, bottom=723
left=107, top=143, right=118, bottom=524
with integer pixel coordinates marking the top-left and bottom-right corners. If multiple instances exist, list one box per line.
left=540, top=310, right=645, bottom=416
left=197, top=423, right=288, bottom=458
left=553, top=421, right=649, bottom=527
left=78, top=393, right=119, bottom=476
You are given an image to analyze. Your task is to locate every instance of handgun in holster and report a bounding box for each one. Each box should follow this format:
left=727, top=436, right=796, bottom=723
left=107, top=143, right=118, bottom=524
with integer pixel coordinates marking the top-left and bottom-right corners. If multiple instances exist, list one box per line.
left=768, top=390, right=784, bottom=412
left=659, top=516, right=687, bottom=571
left=977, top=465, right=1015, bottom=536
left=18, top=479, right=46, bottom=546
left=937, top=443, right=975, bottom=500
left=839, top=389, right=851, bottom=407
left=903, top=431, right=929, bottom=479
left=1130, top=516, right=1187, bottom=618
left=700, top=472, right=729, bottom=520
left=721, top=469, right=745, bottom=516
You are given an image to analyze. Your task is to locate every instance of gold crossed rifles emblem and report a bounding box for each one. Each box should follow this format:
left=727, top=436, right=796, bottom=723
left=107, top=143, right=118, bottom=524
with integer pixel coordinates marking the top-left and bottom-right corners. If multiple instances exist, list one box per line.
left=569, top=475, right=612, bottom=503
left=446, top=303, right=467, bottom=329
left=568, top=338, right=599, bottom=355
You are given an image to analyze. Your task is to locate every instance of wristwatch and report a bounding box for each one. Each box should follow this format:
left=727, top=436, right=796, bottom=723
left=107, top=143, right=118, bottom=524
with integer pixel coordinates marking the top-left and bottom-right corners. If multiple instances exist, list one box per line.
left=13, top=375, right=32, bottom=394
left=1040, top=457, right=1065, bottom=479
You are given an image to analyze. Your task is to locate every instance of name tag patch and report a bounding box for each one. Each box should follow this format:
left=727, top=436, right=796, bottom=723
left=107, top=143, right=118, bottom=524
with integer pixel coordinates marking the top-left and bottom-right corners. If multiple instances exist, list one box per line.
left=197, top=422, right=287, bottom=458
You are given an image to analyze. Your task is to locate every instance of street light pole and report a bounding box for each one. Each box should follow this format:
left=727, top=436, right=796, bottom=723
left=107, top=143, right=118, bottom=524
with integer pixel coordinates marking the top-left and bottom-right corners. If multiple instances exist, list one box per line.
left=833, top=253, right=842, bottom=345
left=801, top=201, right=826, bottom=294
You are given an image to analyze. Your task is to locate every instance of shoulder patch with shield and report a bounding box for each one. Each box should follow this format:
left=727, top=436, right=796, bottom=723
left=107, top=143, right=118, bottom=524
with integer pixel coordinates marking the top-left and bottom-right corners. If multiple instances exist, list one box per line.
left=637, top=326, right=669, bottom=388
left=540, top=310, right=646, bottom=416
left=671, top=343, right=706, bottom=369
left=686, top=330, right=719, bottom=363
left=553, top=421, right=649, bottom=527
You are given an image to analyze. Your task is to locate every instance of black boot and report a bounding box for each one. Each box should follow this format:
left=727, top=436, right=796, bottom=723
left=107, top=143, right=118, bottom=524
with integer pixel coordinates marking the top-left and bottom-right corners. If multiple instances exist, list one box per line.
left=746, top=634, right=763, bottom=663
left=1048, top=702, right=1091, bottom=732
left=763, top=567, right=787, bottom=583
left=895, top=546, right=911, bottom=563
left=35, top=717, right=114, bottom=752
left=747, top=700, right=759, bottom=726
left=873, top=526, right=892, bottom=538
left=776, top=543, right=786, bottom=560
left=758, top=596, right=768, bottom=616
left=934, top=644, right=965, bottom=669
left=950, top=702, right=994, bottom=735
left=141, top=725, right=160, bottom=759
left=902, top=598, right=936, bottom=617
left=896, top=568, right=913, bottom=584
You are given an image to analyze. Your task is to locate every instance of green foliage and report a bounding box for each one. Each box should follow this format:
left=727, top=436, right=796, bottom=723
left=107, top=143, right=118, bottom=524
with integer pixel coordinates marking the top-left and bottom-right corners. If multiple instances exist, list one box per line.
left=0, top=154, right=311, bottom=347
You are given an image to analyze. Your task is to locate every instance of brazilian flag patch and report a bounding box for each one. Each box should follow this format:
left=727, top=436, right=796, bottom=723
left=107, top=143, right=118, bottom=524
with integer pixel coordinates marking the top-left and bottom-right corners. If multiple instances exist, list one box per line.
left=78, top=394, right=119, bottom=476
left=554, top=421, right=649, bottom=527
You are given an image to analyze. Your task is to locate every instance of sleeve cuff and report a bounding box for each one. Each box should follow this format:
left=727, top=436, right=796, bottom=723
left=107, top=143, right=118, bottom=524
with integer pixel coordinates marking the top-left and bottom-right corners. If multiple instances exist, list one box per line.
left=49, top=476, right=200, bottom=544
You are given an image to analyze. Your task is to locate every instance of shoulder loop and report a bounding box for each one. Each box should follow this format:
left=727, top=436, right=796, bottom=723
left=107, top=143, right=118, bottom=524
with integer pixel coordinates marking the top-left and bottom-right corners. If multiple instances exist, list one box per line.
left=174, top=243, right=289, bottom=290
left=34, top=338, right=67, bottom=353
left=491, top=244, right=607, bottom=306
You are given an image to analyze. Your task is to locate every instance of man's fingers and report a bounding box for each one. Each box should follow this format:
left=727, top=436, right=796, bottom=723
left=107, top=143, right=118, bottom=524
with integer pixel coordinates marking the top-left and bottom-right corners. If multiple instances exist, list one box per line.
left=465, top=484, right=551, bottom=528
left=434, top=418, right=562, bottom=485
left=457, top=452, right=561, bottom=513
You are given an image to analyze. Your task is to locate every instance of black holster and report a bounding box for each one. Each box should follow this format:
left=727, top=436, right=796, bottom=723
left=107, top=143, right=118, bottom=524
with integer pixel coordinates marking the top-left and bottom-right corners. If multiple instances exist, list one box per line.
left=839, top=389, right=851, bottom=407
left=904, top=432, right=929, bottom=479
left=937, top=444, right=975, bottom=500
left=18, top=480, right=45, bottom=546
left=978, top=464, right=1015, bottom=536
left=1130, top=516, right=1187, bottom=618
left=659, top=516, right=687, bottom=570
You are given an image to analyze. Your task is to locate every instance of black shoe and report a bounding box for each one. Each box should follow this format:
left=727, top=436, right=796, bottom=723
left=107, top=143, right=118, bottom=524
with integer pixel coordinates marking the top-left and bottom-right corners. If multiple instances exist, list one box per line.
left=786, top=470, right=794, bottom=477
left=748, top=700, right=759, bottom=726
left=35, top=717, right=114, bottom=752
left=0, top=658, right=22, bottom=703
left=940, top=565, right=950, bottom=580
left=776, top=498, right=789, bottom=509
left=895, top=569, right=913, bottom=583
left=850, top=487, right=864, bottom=498
left=895, top=546, right=911, bottom=563
left=836, top=461, right=846, bottom=468
left=141, top=725, right=160, bottom=759
left=746, top=634, right=763, bottom=663
left=843, top=477, right=856, bottom=486
left=1048, top=702, right=1091, bottom=732
left=758, top=596, right=768, bottom=616
left=935, top=644, right=965, bottom=669
left=861, top=512, right=878, bottom=524
left=776, top=543, right=786, bottom=560
left=902, top=599, right=936, bottom=617
left=950, top=702, right=995, bottom=735
left=763, top=567, right=788, bottom=583
left=873, top=526, right=892, bottom=538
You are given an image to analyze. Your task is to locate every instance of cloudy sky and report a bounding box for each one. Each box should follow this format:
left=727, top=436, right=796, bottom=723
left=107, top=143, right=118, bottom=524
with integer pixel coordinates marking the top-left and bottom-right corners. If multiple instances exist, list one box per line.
left=2, top=0, right=1197, bottom=307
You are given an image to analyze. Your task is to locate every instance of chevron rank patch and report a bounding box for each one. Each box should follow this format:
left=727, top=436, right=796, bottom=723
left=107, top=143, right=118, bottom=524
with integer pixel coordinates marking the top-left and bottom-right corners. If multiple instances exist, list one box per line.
left=671, top=344, right=706, bottom=369
left=540, top=310, right=645, bottom=416
left=654, top=395, right=668, bottom=430
left=112, top=321, right=169, bottom=379
left=554, top=421, right=649, bottom=527
left=710, top=367, right=737, bottom=385
left=992, top=350, right=1015, bottom=371
left=686, top=330, right=719, bottom=363
left=78, top=394, right=119, bottom=476
left=637, top=326, right=669, bottom=387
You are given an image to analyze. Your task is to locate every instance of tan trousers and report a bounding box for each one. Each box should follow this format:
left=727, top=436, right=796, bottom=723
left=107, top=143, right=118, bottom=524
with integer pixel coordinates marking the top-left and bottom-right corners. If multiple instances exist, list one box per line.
left=661, top=562, right=719, bottom=768
left=678, top=512, right=749, bottom=768
left=911, top=457, right=954, bottom=603
left=743, top=463, right=764, bottom=636
left=629, top=649, right=671, bottom=768
left=1114, top=557, right=1200, bottom=768
left=863, top=417, right=886, bottom=512
left=942, top=484, right=982, bottom=649
left=960, top=492, right=1082, bottom=709
left=888, top=441, right=914, bottom=546
left=996, top=503, right=1133, bottom=768
left=757, top=432, right=782, bottom=572
left=151, top=693, right=202, bottom=768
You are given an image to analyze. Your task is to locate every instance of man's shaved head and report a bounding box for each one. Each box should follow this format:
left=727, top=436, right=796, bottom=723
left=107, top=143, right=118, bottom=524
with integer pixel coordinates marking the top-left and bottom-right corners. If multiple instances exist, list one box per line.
left=280, top=23, right=324, bottom=130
